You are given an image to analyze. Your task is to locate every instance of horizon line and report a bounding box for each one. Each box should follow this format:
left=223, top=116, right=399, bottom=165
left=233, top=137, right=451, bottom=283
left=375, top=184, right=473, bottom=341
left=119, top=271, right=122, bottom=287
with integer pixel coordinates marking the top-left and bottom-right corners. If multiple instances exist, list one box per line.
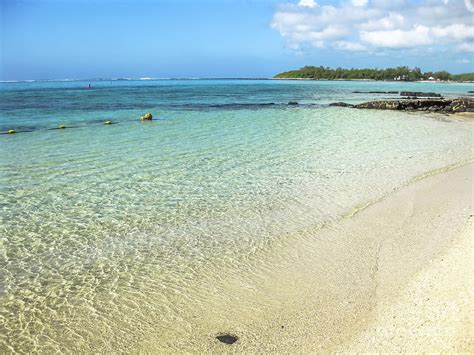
left=0, top=77, right=275, bottom=83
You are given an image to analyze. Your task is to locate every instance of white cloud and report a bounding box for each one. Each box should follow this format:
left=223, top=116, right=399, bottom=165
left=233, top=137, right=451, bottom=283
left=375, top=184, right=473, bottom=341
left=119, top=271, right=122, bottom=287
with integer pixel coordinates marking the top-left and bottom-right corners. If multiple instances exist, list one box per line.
left=352, top=0, right=369, bottom=6
left=360, top=25, right=433, bottom=48
left=298, top=0, right=317, bottom=8
left=271, top=0, right=474, bottom=54
left=360, top=24, right=474, bottom=48
left=458, top=43, right=474, bottom=52
left=333, top=41, right=367, bottom=51
left=431, top=24, right=474, bottom=41
left=465, top=0, right=474, bottom=12
left=359, top=13, right=404, bottom=30
left=456, top=58, right=471, bottom=63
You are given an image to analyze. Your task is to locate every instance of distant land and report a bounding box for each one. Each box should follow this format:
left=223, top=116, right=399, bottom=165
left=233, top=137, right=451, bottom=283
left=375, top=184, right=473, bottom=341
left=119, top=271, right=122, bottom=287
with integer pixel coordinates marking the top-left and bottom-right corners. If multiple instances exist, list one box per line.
left=274, top=66, right=474, bottom=82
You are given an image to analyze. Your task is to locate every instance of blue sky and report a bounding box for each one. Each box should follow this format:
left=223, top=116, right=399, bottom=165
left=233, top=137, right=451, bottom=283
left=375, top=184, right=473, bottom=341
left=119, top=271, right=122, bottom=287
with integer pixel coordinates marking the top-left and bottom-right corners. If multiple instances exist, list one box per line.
left=1, top=0, right=473, bottom=80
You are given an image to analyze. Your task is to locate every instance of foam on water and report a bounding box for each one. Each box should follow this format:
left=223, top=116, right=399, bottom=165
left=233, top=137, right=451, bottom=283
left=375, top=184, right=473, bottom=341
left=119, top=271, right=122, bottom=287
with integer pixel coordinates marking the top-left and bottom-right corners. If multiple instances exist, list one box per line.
left=0, top=80, right=473, bottom=352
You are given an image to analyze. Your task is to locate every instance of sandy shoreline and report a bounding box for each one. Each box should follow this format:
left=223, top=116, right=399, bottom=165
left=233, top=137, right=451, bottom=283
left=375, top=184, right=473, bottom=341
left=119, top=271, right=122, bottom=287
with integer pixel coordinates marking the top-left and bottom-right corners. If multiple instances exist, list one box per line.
left=328, top=162, right=474, bottom=352
left=341, top=218, right=473, bottom=352
left=309, top=161, right=473, bottom=352
left=151, top=161, right=473, bottom=352
left=318, top=161, right=473, bottom=352
left=338, top=163, right=473, bottom=352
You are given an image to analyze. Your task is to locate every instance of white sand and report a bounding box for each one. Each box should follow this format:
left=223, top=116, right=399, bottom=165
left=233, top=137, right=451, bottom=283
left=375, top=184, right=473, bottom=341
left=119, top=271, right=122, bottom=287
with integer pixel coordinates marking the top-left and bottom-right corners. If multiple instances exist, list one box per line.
left=141, top=162, right=473, bottom=352
left=341, top=219, right=473, bottom=352
left=336, top=162, right=473, bottom=352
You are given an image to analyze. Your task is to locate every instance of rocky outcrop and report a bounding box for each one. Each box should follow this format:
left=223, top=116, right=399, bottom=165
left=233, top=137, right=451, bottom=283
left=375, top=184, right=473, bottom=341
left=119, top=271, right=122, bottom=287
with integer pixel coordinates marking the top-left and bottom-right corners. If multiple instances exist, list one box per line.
left=354, top=98, right=473, bottom=113
left=449, top=98, right=473, bottom=112
left=352, top=91, right=443, bottom=98
left=399, top=91, right=441, bottom=98
left=329, top=102, right=354, bottom=107
left=353, top=91, right=399, bottom=94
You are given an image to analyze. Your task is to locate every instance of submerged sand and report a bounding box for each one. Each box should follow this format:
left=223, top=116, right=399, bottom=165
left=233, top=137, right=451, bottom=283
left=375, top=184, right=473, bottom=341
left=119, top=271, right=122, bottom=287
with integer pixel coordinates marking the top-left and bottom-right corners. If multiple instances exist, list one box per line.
left=140, top=162, right=473, bottom=352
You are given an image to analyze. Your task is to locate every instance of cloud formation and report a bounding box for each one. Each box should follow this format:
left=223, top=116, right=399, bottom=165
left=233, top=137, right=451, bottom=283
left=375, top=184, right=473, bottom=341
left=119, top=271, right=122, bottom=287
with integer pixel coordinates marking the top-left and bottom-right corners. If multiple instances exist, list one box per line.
left=271, top=0, right=474, bottom=55
left=298, top=0, right=317, bottom=8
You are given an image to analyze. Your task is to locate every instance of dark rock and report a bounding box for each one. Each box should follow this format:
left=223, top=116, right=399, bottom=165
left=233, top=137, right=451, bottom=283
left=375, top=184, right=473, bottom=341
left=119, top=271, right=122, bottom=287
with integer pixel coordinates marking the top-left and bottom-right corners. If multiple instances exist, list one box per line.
left=216, top=334, right=238, bottom=344
left=354, top=98, right=472, bottom=113
left=399, top=91, right=442, bottom=98
left=288, top=101, right=299, bottom=105
left=449, top=98, right=474, bottom=112
left=355, top=101, right=402, bottom=110
left=329, top=102, right=354, bottom=107
left=468, top=91, right=474, bottom=93
left=353, top=91, right=399, bottom=94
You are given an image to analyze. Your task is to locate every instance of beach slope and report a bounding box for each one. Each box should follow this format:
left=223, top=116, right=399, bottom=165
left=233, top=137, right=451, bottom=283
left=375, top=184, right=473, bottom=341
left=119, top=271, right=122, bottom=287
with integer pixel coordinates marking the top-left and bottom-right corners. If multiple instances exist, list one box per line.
left=142, top=162, right=474, bottom=353
left=338, top=162, right=473, bottom=352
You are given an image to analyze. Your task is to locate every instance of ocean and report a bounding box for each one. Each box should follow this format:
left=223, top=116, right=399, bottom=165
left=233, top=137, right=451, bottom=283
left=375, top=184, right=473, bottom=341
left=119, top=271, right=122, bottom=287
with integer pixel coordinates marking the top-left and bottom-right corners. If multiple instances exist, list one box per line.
left=1, top=79, right=473, bottom=352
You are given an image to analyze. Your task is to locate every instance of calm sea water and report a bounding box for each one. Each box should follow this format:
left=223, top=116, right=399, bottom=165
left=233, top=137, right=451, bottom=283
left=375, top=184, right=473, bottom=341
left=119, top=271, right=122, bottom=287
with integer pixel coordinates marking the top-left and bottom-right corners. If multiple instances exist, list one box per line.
left=1, top=79, right=473, bottom=352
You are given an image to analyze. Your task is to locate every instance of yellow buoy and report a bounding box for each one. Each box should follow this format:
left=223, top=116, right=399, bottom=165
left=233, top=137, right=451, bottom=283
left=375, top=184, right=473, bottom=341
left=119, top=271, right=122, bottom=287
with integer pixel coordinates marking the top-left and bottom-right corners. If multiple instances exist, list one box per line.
left=104, top=120, right=112, bottom=125
left=140, top=113, right=153, bottom=121
left=8, top=129, right=16, bottom=134
left=58, top=125, right=66, bottom=129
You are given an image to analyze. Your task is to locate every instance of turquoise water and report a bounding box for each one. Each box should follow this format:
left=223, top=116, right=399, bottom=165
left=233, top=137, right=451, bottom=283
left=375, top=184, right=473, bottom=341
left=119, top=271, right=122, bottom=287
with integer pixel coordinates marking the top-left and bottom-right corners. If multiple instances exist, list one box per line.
left=1, top=80, right=473, bottom=352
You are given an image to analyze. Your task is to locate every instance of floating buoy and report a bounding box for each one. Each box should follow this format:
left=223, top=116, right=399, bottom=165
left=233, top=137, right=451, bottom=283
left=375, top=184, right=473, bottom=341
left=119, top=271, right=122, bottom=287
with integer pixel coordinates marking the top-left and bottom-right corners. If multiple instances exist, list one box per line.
left=8, top=129, right=16, bottom=134
left=58, top=125, right=66, bottom=129
left=104, top=120, right=112, bottom=125
left=140, top=113, right=153, bottom=121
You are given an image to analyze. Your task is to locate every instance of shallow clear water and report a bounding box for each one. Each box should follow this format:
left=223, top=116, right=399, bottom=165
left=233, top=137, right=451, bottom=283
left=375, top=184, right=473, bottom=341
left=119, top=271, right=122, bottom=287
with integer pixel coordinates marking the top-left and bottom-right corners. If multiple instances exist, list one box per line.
left=1, top=80, right=473, bottom=352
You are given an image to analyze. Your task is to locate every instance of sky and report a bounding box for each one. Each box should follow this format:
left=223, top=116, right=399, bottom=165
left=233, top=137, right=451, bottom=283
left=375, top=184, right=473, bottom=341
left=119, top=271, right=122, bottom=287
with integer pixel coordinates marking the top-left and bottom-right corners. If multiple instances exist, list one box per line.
left=0, top=0, right=473, bottom=80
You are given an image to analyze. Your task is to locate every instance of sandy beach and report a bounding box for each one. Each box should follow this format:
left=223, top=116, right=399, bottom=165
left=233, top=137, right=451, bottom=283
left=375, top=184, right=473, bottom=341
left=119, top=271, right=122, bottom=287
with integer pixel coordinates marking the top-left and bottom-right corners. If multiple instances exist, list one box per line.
left=159, top=161, right=473, bottom=353
left=2, top=0, right=474, bottom=352
left=303, top=161, right=474, bottom=352
left=342, top=219, right=473, bottom=352
left=339, top=163, right=473, bottom=352
left=2, top=78, right=473, bottom=353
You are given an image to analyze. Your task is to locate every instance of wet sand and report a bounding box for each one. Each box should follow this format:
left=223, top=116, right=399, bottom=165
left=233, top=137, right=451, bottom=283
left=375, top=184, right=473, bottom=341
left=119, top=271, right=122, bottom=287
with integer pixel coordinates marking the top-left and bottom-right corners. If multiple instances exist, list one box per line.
left=140, top=162, right=473, bottom=352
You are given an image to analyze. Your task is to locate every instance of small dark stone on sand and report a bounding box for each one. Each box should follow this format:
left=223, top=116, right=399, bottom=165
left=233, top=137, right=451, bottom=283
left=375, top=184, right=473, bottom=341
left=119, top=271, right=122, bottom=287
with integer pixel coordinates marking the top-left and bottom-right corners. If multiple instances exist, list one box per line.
left=216, top=334, right=238, bottom=344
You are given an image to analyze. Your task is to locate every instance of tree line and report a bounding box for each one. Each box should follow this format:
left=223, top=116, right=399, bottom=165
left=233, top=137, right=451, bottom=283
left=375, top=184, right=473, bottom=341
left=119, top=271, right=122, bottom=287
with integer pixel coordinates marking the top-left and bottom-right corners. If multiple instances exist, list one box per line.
left=274, top=66, right=473, bottom=82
